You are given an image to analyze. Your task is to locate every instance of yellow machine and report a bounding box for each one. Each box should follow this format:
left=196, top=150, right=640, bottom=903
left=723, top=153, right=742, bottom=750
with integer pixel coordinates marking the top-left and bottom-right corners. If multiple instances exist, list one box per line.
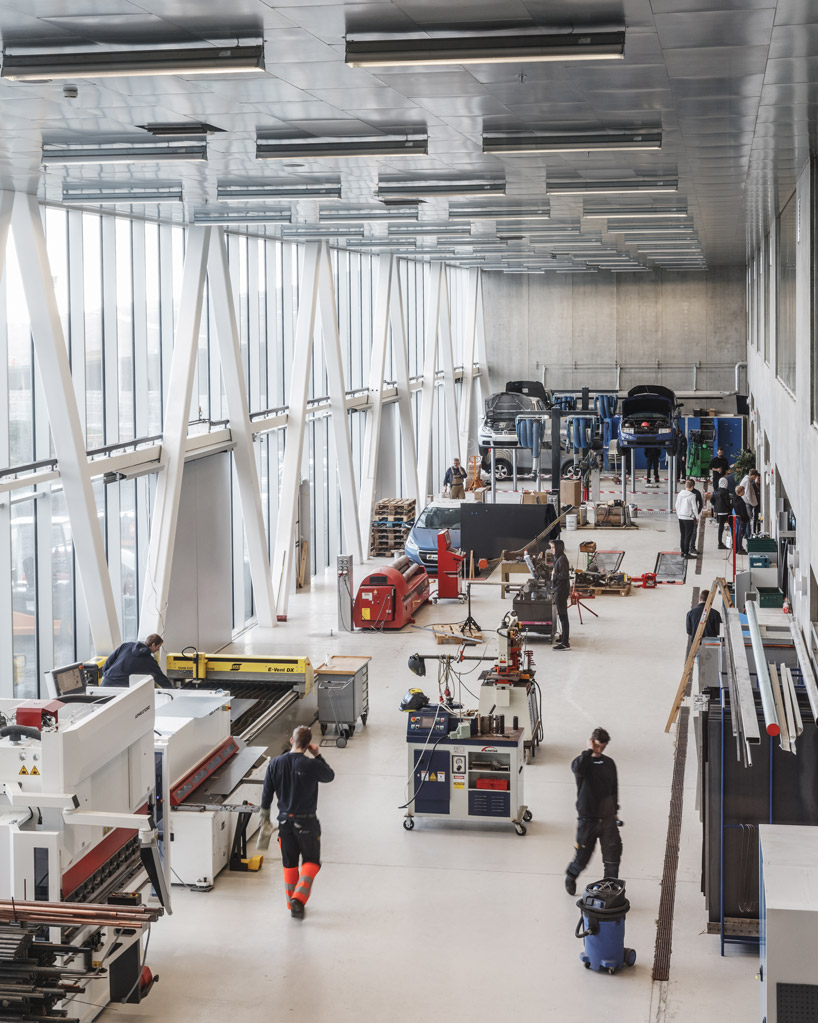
left=165, top=652, right=314, bottom=695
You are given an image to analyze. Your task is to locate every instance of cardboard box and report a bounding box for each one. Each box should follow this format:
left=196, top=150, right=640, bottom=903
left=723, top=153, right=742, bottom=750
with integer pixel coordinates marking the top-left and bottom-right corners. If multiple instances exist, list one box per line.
left=560, top=480, right=583, bottom=507
left=522, top=491, right=551, bottom=505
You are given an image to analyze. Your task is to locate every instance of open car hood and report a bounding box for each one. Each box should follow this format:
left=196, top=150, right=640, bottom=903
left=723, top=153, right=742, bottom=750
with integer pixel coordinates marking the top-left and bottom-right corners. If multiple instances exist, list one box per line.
left=621, top=395, right=673, bottom=418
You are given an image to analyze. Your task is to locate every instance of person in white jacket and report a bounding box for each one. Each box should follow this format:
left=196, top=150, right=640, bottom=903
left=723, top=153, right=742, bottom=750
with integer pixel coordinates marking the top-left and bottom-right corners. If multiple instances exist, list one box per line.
left=675, top=479, right=699, bottom=559
left=740, top=469, right=760, bottom=535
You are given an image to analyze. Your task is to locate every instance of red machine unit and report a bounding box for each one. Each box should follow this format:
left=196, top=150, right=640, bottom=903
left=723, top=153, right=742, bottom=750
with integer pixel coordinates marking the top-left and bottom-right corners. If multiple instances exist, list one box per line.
left=16, top=700, right=64, bottom=729
left=353, top=556, right=430, bottom=630
left=435, top=529, right=465, bottom=601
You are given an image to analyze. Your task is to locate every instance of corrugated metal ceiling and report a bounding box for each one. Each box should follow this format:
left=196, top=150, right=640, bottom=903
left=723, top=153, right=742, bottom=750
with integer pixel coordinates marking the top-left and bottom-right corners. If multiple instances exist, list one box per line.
left=0, top=0, right=808, bottom=266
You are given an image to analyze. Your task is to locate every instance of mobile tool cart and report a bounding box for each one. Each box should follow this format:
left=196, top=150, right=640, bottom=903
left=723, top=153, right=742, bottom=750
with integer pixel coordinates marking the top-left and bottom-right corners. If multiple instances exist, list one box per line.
left=316, top=656, right=370, bottom=747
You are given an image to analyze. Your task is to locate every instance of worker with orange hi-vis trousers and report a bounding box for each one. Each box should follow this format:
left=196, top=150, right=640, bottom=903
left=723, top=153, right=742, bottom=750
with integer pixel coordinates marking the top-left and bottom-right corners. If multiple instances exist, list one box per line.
left=258, top=725, right=335, bottom=920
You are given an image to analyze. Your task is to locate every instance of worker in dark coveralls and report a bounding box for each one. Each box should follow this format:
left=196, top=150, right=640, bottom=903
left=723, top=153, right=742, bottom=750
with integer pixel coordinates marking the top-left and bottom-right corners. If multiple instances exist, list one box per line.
left=258, top=725, right=335, bottom=919
left=549, top=538, right=572, bottom=650
left=565, top=728, right=622, bottom=895
left=102, top=633, right=170, bottom=686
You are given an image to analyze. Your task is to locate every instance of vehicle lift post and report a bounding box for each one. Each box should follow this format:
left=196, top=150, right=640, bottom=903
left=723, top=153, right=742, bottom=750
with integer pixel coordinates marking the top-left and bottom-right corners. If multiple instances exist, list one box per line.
left=549, top=408, right=562, bottom=504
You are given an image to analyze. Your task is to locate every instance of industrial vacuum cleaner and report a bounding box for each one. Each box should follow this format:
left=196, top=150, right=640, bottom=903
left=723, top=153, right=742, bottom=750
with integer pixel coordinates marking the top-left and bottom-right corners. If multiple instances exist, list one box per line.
left=575, top=878, right=636, bottom=974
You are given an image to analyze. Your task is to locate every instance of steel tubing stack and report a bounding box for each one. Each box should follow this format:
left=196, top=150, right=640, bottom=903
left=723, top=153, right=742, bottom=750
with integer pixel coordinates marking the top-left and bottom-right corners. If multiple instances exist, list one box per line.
left=0, top=899, right=161, bottom=929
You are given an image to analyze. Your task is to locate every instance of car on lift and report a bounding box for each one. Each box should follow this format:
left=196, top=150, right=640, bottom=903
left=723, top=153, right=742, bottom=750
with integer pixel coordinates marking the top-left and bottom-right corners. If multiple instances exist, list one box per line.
left=478, top=381, right=575, bottom=480
left=404, top=500, right=461, bottom=574
left=478, top=382, right=551, bottom=478
left=617, top=384, right=682, bottom=452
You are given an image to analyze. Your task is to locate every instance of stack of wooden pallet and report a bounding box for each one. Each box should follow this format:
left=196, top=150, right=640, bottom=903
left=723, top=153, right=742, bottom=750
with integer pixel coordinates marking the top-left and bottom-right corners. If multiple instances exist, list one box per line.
left=369, top=498, right=416, bottom=557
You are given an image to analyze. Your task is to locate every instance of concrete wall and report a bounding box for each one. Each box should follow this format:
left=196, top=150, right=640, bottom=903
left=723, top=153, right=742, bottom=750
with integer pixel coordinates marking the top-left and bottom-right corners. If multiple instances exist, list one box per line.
left=165, top=453, right=233, bottom=652
left=748, top=160, right=816, bottom=625
left=481, top=266, right=747, bottom=400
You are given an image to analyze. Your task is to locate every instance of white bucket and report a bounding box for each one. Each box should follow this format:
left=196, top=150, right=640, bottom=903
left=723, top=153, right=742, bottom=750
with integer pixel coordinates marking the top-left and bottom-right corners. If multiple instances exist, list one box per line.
left=627, top=503, right=639, bottom=519
left=566, top=513, right=578, bottom=531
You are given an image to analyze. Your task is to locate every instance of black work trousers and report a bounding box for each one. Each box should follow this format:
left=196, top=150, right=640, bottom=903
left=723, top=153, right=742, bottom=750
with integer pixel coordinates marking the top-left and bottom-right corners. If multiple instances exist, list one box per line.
left=566, top=815, right=622, bottom=882
left=278, top=817, right=322, bottom=868
left=554, top=590, right=570, bottom=644
left=645, top=451, right=660, bottom=481
left=716, top=513, right=730, bottom=546
left=678, top=517, right=696, bottom=556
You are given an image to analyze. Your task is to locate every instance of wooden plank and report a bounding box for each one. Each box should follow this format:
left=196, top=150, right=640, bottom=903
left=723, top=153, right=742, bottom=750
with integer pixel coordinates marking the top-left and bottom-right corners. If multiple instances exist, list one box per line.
left=665, top=576, right=734, bottom=732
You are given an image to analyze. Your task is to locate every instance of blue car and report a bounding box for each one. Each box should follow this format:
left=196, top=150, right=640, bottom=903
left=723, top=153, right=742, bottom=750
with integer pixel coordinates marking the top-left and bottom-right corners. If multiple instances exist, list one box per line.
left=404, top=501, right=461, bottom=573
left=617, top=385, right=681, bottom=453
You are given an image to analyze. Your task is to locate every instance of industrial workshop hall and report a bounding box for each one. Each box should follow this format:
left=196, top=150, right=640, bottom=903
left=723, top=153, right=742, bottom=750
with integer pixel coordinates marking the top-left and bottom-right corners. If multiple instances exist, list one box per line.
left=0, top=1, right=816, bottom=1021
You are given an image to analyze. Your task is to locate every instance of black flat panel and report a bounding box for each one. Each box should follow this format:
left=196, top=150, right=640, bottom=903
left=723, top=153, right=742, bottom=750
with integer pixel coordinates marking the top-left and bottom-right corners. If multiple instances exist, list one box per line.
left=460, top=502, right=556, bottom=560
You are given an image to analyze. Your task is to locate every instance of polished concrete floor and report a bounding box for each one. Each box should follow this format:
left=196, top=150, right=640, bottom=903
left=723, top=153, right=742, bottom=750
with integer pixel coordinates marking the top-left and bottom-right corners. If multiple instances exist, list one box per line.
left=108, top=477, right=759, bottom=1023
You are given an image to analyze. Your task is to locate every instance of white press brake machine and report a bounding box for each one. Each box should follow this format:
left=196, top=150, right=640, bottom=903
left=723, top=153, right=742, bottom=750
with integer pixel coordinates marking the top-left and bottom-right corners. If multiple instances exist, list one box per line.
left=0, top=677, right=168, bottom=1021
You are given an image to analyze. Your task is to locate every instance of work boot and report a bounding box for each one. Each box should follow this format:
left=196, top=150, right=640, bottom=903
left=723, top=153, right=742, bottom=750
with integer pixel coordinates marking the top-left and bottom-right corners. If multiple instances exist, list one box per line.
left=290, top=898, right=305, bottom=919
left=564, top=874, right=576, bottom=895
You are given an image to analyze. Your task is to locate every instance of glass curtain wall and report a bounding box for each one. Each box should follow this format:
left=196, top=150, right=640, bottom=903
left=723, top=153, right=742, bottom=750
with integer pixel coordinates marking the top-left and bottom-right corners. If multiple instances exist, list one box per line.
left=1, top=207, right=474, bottom=694
left=776, top=192, right=797, bottom=392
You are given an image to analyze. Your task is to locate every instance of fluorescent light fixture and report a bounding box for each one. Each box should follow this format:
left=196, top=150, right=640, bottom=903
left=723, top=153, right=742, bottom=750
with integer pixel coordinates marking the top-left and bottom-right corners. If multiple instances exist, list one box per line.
left=62, top=184, right=183, bottom=204
left=390, top=224, right=472, bottom=236
left=319, top=208, right=418, bottom=224
left=139, top=122, right=223, bottom=138
left=378, top=180, right=505, bottom=199
left=218, top=182, right=342, bottom=201
left=556, top=268, right=598, bottom=273
left=345, top=32, right=625, bottom=67
left=345, top=238, right=415, bottom=248
left=584, top=204, right=687, bottom=218
left=449, top=205, right=549, bottom=221
left=548, top=178, right=677, bottom=195
left=610, top=267, right=650, bottom=272
left=256, top=134, right=428, bottom=160
left=2, top=45, right=265, bottom=81
left=483, top=130, right=661, bottom=155
left=43, top=142, right=206, bottom=165
left=285, top=227, right=365, bottom=239
left=192, top=209, right=292, bottom=225
left=614, top=225, right=696, bottom=235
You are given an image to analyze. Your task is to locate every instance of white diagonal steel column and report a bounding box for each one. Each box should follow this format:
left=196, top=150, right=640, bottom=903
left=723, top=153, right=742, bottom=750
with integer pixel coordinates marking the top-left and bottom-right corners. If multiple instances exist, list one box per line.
left=416, top=262, right=443, bottom=501
left=437, top=268, right=460, bottom=462
left=458, top=269, right=479, bottom=462
left=316, top=242, right=362, bottom=561
left=272, top=242, right=321, bottom=618
left=10, top=191, right=121, bottom=653
left=389, top=266, right=420, bottom=504
left=207, top=229, right=275, bottom=628
left=139, top=226, right=210, bottom=640
left=358, top=254, right=392, bottom=549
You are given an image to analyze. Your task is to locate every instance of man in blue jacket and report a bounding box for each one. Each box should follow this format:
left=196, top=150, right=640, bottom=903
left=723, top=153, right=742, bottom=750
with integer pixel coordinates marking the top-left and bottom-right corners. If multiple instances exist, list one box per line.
left=102, top=633, right=170, bottom=687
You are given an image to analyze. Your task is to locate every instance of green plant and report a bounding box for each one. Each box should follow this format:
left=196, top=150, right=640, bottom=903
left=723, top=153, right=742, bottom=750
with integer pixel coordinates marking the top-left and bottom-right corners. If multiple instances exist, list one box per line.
left=731, top=448, right=756, bottom=478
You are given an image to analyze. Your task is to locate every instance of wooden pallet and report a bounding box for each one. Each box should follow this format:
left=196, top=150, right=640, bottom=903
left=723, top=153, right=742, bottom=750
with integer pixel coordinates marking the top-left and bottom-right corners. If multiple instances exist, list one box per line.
left=577, top=584, right=632, bottom=597
left=432, top=623, right=484, bottom=645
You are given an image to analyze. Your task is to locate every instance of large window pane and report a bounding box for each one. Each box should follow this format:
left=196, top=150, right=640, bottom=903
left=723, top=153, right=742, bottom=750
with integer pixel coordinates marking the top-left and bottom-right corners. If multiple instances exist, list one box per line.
left=11, top=501, right=37, bottom=697
left=83, top=214, right=104, bottom=447
left=776, top=193, right=797, bottom=392
left=5, top=242, right=33, bottom=466
left=51, top=488, right=76, bottom=667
